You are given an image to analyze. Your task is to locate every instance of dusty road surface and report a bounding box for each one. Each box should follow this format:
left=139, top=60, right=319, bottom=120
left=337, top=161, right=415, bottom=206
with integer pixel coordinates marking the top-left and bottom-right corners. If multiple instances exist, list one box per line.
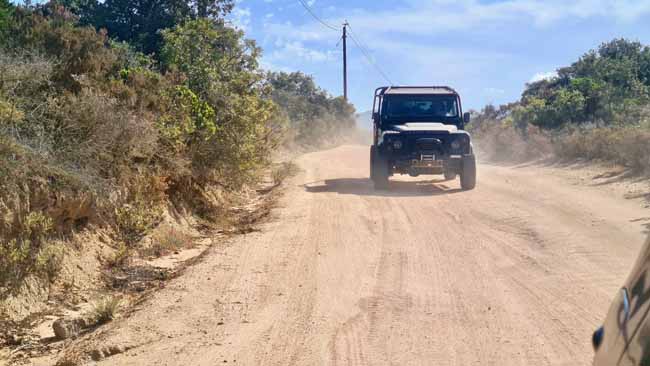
left=54, top=145, right=650, bottom=366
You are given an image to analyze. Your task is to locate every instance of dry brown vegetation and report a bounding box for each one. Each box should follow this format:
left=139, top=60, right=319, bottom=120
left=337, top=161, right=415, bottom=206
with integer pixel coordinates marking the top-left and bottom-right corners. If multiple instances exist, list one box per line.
left=471, top=119, right=650, bottom=173
left=142, top=225, right=193, bottom=258
left=88, top=297, right=121, bottom=326
left=554, top=126, right=650, bottom=171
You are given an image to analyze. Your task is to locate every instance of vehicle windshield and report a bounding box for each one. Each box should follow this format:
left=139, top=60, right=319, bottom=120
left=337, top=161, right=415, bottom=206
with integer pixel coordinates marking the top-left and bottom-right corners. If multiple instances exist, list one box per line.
left=382, top=94, right=459, bottom=123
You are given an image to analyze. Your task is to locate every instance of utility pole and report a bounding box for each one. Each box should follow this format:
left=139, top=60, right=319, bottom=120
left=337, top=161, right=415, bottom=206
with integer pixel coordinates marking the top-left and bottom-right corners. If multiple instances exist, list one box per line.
left=342, top=22, right=348, bottom=101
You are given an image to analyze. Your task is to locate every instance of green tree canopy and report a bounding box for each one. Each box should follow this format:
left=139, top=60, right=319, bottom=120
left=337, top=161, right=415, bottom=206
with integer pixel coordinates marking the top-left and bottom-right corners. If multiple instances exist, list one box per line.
left=56, top=0, right=234, bottom=55
left=160, top=19, right=276, bottom=180
left=520, top=38, right=650, bottom=129
left=0, top=0, right=13, bottom=39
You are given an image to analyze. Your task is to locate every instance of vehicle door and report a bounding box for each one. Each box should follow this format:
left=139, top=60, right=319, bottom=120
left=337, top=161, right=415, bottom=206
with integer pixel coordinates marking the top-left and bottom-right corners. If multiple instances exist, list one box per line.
left=594, top=235, right=650, bottom=365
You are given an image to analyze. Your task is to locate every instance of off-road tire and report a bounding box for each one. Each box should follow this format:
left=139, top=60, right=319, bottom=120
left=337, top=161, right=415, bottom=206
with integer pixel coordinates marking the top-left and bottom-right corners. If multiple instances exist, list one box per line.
left=370, top=146, right=389, bottom=190
left=460, top=155, right=476, bottom=190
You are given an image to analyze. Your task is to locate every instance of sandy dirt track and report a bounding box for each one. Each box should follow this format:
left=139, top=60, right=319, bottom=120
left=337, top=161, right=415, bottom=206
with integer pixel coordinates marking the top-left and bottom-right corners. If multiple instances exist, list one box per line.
left=56, top=145, right=650, bottom=366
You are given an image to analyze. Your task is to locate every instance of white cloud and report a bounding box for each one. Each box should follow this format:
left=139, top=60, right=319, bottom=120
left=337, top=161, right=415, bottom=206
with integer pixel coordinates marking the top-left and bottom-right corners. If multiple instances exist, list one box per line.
left=263, top=21, right=332, bottom=42
left=265, top=0, right=650, bottom=42
left=529, top=71, right=558, bottom=83
left=268, top=40, right=336, bottom=63
left=229, top=7, right=252, bottom=32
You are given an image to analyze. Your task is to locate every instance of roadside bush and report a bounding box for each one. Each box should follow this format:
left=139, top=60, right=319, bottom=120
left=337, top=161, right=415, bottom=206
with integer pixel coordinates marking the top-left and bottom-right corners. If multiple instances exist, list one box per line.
left=161, top=19, right=279, bottom=187
left=471, top=108, right=650, bottom=172
left=114, top=204, right=161, bottom=245
left=555, top=126, right=650, bottom=171
left=0, top=211, right=61, bottom=287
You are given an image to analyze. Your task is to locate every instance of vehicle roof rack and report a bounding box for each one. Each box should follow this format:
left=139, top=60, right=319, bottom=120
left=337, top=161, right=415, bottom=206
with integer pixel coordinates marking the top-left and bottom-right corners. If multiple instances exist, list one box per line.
left=376, top=86, right=458, bottom=96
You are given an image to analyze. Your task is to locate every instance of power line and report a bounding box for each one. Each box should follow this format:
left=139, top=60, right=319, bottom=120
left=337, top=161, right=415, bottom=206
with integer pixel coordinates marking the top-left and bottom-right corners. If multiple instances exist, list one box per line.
left=346, top=25, right=395, bottom=85
left=346, top=24, right=394, bottom=85
left=297, top=0, right=338, bottom=31
left=293, top=1, right=396, bottom=91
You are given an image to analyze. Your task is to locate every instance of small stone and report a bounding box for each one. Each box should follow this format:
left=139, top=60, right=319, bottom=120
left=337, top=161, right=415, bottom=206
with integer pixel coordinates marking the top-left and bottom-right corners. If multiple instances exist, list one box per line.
left=53, top=318, right=83, bottom=340
left=90, top=349, right=104, bottom=361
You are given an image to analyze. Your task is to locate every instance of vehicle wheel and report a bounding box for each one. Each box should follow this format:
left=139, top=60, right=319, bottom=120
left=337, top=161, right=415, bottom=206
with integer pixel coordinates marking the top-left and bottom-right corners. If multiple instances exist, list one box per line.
left=370, top=146, right=389, bottom=190
left=444, top=171, right=457, bottom=181
left=460, top=155, right=476, bottom=190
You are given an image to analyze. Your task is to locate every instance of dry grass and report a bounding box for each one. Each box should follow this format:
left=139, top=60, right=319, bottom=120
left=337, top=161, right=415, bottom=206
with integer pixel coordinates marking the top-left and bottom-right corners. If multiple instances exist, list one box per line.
left=473, top=119, right=650, bottom=172
left=105, top=243, right=130, bottom=268
left=271, top=161, right=300, bottom=186
left=555, top=127, right=650, bottom=171
left=142, top=225, right=193, bottom=258
left=88, top=297, right=121, bottom=325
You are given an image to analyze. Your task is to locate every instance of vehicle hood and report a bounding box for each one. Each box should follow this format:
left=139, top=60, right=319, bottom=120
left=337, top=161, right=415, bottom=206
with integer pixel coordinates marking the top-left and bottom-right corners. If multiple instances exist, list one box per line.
left=389, top=123, right=458, bottom=133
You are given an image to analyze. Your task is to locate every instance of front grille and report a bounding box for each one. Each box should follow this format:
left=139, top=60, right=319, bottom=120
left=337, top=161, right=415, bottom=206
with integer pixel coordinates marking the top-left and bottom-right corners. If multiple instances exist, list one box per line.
left=416, top=138, right=441, bottom=151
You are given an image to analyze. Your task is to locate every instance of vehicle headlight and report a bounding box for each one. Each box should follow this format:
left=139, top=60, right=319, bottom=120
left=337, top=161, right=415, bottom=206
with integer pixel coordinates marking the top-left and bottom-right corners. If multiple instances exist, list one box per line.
left=393, top=140, right=403, bottom=149
left=451, top=135, right=469, bottom=151
left=451, top=139, right=462, bottom=150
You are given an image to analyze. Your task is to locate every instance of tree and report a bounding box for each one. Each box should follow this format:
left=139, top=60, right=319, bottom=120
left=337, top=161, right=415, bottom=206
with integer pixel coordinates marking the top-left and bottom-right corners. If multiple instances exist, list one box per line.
left=56, top=0, right=234, bottom=55
left=0, top=0, right=13, bottom=40
left=161, top=19, right=276, bottom=183
left=520, top=38, right=650, bottom=129
left=192, top=0, right=233, bottom=19
left=161, top=19, right=260, bottom=101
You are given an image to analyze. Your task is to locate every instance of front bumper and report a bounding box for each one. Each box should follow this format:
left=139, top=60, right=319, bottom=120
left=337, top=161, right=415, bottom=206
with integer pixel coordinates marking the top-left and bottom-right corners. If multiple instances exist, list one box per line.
left=391, top=154, right=467, bottom=175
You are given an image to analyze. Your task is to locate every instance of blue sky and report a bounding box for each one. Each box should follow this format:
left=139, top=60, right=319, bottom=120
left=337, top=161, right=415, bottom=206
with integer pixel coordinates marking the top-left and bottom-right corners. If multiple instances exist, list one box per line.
left=228, top=0, right=650, bottom=113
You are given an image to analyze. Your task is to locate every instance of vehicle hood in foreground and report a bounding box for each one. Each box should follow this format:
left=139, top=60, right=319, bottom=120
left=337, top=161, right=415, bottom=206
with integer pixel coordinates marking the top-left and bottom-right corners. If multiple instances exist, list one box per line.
left=389, top=123, right=458, bottom=133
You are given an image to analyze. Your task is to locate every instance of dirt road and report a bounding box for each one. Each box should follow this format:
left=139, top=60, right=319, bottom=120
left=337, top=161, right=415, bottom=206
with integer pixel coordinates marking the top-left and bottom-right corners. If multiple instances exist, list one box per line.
left=56, top=145, right=650, bottom=366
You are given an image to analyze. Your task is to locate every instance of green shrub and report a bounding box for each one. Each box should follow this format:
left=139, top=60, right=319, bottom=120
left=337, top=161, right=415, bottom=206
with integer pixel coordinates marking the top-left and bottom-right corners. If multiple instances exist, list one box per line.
left=0, top=211, right=61, bottom=287
left=160, top=19, right=279, bottom=187
left=115, top=204, right=162, bottom=245
left=0, top=0, right=13, bottom=42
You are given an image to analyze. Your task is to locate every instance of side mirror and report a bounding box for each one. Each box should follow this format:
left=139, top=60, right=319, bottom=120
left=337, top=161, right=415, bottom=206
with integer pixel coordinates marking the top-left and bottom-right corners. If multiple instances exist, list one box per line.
left=463, top=112, right=471, bottom=124
left=372, top=112, right=380, bottom=122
